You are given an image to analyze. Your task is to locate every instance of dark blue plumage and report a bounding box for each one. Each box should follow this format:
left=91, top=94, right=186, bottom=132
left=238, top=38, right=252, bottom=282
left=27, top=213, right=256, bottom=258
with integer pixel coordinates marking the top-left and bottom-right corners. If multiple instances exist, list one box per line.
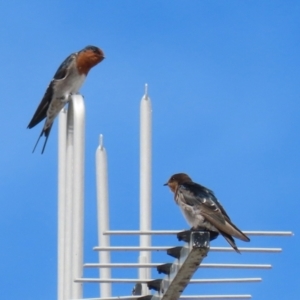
left=165, top=173, right=250, bottom=253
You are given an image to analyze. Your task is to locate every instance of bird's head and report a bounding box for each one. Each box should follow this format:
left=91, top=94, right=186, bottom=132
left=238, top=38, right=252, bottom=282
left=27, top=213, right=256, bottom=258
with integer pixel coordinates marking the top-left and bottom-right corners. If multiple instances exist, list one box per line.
left=76, top=45, right=105, bottom=75
left=164, top=173, right=192, bottom=193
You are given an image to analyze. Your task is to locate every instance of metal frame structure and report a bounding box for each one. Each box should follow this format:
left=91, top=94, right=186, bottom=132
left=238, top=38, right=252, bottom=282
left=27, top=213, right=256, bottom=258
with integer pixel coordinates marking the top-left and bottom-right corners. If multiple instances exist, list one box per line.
left=57, top=88, right=293, bottom=300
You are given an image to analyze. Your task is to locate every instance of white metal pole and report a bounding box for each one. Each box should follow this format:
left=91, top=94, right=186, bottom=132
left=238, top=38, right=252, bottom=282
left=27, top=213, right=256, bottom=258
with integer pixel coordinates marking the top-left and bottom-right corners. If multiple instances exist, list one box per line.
left=69, top=295, right=252, bottom=300
left=96, top=134, right=112, bottom=297
left=93, top=246, right=282, bottom=253
left=74, top=278, right=262, bottom=284
left=83, top=263, right=272, bottom=269
left=64, top=99, right=75, bottom=300
left=103, top=230, right=294, bottom=236
left=71, top=95, right=85, bottom=298
left=62, top=95, right=85, bottom=300
left=139, top=84, right=152, bottom=295
left=58, top=108, right=67, bottom=300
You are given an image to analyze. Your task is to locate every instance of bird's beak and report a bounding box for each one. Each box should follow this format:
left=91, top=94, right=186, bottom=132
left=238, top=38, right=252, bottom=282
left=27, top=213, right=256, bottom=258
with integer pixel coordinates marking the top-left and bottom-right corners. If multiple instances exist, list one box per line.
left=163, top=183, right=168, bottom=186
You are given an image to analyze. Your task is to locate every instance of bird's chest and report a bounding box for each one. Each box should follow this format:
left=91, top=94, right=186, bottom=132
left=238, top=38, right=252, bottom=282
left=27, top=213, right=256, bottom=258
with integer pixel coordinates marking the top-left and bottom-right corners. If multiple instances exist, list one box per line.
left=175, top=192, right=205, bottom=227
left=55, top=71, right=86, bottom=97
left=47, top=72, right=85, bottom=122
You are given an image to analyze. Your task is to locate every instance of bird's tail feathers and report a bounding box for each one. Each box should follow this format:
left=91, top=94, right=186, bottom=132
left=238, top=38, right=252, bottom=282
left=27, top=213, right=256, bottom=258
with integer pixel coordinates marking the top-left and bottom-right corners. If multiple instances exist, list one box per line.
left=32, top=125, right=52, bottom=154
left=32, top=130, right=44, bottom=153
left=224, top=219, right=250, bottom=242
left=201, top=212, right=250, bottom=242
left=220, top=231, right=240, bottom=253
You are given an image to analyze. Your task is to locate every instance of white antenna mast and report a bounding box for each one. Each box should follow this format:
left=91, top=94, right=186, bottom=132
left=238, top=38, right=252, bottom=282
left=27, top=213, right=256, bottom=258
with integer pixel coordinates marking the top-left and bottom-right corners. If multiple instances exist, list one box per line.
left=57, top=88, right=293, bottom=300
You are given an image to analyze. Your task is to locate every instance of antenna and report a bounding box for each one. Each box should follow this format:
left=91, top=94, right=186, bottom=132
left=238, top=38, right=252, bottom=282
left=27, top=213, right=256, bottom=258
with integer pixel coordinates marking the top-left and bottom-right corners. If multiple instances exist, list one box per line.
left=57, top=88, right=293, bottom=300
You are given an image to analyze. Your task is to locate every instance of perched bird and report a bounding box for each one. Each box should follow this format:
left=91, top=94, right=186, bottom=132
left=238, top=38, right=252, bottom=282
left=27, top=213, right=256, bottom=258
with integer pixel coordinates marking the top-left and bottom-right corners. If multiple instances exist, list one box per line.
left=28, top=45, right=105, bottom=153
left=164, top=173, right=250, bottom=253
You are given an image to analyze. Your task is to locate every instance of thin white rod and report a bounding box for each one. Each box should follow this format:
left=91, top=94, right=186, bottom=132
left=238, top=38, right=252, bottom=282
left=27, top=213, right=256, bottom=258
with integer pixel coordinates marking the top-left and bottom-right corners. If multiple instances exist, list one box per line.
left=139, top=83, right=152, bottom=294
left=72, top=295, right=252, bottom=300
left=93, top=246, right=282, bottom=253
left=179, top=297, right=252, bottom=299
left=200, top=263, right=271, bottom=269
left=74, top=278, right=262, bottom=284
left=64, top=100, right=75, bottom=300
left=96, top=134, right=111, bottom=297
left=71, top=95, right=85, bottom=298
left=180, top=297, right=251, bottom=300
left=103, top=230, right=293, bottom=236
left=58, top=108, right=67, bottom=300
left=210, top=247, right=281, bottom=252
left=83, top=263, right=271, bottom=269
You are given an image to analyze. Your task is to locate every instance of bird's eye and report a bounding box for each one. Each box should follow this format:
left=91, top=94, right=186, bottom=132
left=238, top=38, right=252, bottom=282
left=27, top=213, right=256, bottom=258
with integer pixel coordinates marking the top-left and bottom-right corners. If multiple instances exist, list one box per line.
left=93, top=48, right=100, bottom=54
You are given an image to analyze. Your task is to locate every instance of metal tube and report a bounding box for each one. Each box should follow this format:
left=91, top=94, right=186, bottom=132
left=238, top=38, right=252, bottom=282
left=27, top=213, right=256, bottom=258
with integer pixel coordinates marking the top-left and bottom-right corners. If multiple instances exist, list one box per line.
left=83, top=263, right=271, bottom=269
left=139, top=84, right=152, bottom=294
left=96, top=134, right=111, bottom=297
left=74, top=278, right=262, bottom=284
left=64, top=99, right=75, bottom=300
left=71, top=295, right=252, bottom=300
left=71, top=95, right=85, bottom=298
left=93, top=246, right=282, bottom=253
left=103, top=230, right=293, bottom=236
left=58, top=108, right=67, bottom=300
left=179, top=296, right=252, bottom=299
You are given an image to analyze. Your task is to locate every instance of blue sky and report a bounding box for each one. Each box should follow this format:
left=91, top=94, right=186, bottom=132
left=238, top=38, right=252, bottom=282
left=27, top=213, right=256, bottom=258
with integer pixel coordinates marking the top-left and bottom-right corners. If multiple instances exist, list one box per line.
left=0, top=1, right=299, bottom=299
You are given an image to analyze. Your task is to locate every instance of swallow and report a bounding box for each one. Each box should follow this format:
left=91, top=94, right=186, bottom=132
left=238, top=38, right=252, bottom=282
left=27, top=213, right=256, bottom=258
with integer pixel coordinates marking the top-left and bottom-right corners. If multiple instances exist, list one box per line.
left=164, top=173, right=250, bottom=253
left=27, top=45, right=105, bottom=153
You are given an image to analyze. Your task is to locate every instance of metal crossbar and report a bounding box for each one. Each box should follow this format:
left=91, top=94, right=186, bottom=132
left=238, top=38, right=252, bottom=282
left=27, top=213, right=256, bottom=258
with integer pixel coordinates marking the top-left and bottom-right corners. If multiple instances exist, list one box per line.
left=103, top=230, right=293, bottom=236
left=93, top=246, right=282, bottom=253
left=84, top=263, right=272, bottom=269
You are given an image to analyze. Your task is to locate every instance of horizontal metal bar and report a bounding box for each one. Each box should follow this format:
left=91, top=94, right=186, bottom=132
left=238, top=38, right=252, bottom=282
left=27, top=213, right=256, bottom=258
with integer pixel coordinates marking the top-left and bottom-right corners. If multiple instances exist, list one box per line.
left=104, top=230, right=293, bottom=236
left=71, top=295, right=252, bottom=300
left=84, top=263, right=271, bottom=269
left=202, top=263, right=271, bottom=269
left=73, top=295, right=252, bottom=300
left=178, top=296, right=252, bottom=299
left=93, top=246, right=282, bottom=253
left=210, top=247, right=281, bottom=253
left=74, top=278, right=261, bottom=284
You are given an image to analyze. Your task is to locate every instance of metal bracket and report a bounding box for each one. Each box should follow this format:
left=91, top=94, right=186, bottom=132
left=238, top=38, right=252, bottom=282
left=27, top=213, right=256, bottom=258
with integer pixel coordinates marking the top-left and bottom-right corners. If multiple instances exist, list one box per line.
left=146, top=231, right=210, bottom=300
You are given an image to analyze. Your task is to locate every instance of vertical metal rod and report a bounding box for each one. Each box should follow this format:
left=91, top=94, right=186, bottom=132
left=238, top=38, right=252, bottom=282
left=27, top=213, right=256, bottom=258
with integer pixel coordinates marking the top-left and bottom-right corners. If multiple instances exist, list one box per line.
left=58, top=108, right=67, bottom=300
left=64, top=99, right=75, bottom=300
left=96, top=134, right=112, bottom=297
left=71, top=95, right=85, bottom=298
left=139, top=84, right=152, bottom=295
left=60, top=95, right=85, bottom=300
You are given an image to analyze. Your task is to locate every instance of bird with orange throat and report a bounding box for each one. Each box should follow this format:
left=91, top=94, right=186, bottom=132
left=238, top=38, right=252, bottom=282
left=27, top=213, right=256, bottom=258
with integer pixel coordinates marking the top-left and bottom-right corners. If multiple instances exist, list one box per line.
left=28, top=45, right=104, bottom=153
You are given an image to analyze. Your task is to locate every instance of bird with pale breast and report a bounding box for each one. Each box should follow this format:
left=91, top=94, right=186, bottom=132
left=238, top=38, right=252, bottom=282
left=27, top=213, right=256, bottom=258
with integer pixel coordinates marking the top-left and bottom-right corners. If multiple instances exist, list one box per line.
left=164, top=173, right=250, bottom=253
left=28, top=45, right=105, bottom=154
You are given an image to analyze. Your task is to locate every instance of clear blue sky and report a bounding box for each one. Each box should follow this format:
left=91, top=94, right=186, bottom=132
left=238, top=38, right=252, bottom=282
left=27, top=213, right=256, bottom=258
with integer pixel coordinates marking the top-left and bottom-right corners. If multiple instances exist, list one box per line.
left=0, top=1, right=299, bottom=299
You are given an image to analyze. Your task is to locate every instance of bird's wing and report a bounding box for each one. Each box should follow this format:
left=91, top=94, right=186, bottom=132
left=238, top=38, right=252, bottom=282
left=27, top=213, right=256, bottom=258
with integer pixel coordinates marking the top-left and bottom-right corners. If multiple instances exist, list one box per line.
left=178, top=183, right=226, bottom=224
left=53, top=53, right=77, bottom=80
left=27, top=53, right=77, bottom=129
left=178, top=183, right=249, bottom=242
left=27, top=82, right=54, bottom=128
